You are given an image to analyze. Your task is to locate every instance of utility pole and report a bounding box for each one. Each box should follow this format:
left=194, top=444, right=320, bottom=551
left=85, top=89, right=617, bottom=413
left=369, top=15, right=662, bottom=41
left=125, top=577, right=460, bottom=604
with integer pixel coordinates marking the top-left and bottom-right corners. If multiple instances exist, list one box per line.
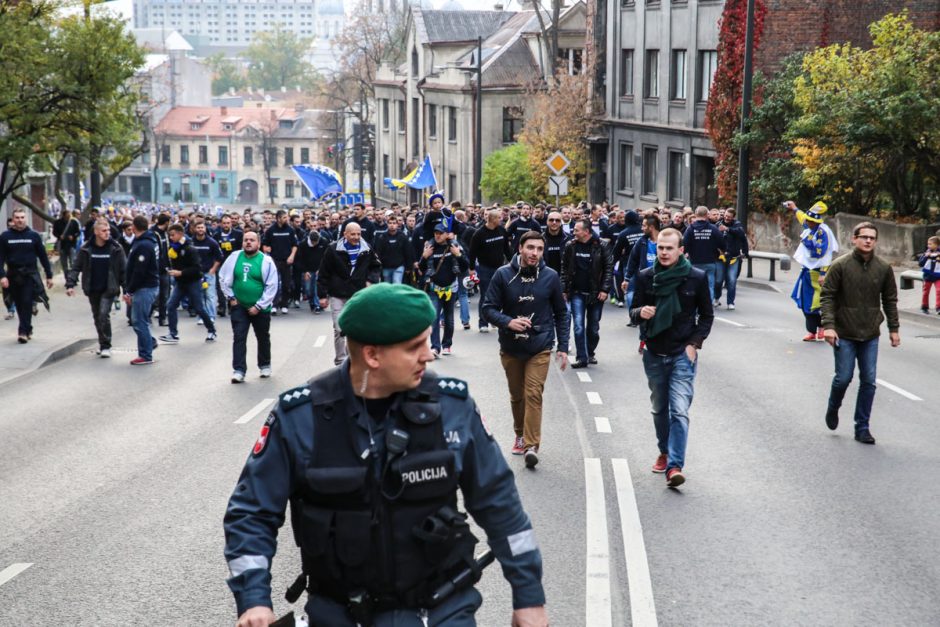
left=735, top=0, right=756, bottom=231
left=358, top=89, right=365, bottom=200
left=474, top=36, right=482, bottom=205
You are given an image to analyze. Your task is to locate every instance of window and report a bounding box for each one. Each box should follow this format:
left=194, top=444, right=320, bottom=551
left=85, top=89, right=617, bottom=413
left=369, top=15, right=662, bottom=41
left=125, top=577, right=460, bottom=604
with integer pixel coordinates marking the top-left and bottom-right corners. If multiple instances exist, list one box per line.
left=670, top=50, right=687, bottom=100
left=267, top=147, right=277, bottom=167
left=218, top=145, right=228, bottom=166
left=244, top=146, right=253, bottom=166
left=397, top=101, right=405, bottom=132
left=219, top=178, right=229, bottom=198
left=620, top=49, right=634, bottom=96
left=558, top=48, right=584, bottom=75
left=428, top=105, right=437, bottom=139
left=162, top=178, right=171, bottom=196
left=448, top=106, right=457, bottom=142
left=644, top=50, right=659, bottom=98
left=161, top=145, right=170, bottom=164
left=668, top=151, right=685, bottom=202
left=200, top=178, right=209, bottom=197
left=300, top=147, right=309, bottom=163
left=398, top=158, right=405, bottom=177
left=285, top=180, right=294, bottom=198
left=198, top=145, right=208, bottom=164
left=382, top=99, right=389, bottom=131
left=284, top=147, right=294, bottom=165
left=383, top=154, right=389, bottom=177
left=698, top=50, right=718, bottom=102
left=618, top=143, right=634, bottom=191
left=412, top=97, right=419, bottom=154
left=502, top=106, right=523, bottom=144
left=642, top=146, right=658, bottom=196
left=448, top=174, right=457, bottom=198
left=179, top=145, right=189, bottom=164
left=269, top=179, right=278, bottom=198
left=279, top=119, right=294, bottom=129
left=411, top=47, right=419, bottom=77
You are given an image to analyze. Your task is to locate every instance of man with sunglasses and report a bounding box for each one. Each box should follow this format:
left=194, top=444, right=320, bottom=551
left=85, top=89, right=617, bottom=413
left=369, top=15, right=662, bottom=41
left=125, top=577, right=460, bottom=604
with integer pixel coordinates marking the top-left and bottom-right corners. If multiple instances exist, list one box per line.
left=542, top=211, right=569, bottom=274
left=820, top=222, right=900, bottom=445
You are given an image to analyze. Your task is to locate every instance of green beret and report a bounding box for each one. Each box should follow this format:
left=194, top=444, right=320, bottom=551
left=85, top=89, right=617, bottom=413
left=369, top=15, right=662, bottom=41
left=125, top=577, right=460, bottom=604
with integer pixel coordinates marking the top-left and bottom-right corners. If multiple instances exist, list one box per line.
left=338, top=283, right=436, bottom=345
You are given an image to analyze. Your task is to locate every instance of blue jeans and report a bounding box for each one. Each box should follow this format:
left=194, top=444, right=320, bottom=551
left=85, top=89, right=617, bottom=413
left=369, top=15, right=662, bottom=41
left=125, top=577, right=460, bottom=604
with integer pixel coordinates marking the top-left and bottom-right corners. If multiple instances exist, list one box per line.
left=167, top=280, right=216, bottom=336
left=643, top=350, right=697, bottom=470
left=570, top=293, right=603, bottom=362
left=131, top=286, right=158, bottom=360
left=382, top=266, right=404, bottom=284
left=715, top=259, right=741, bottom=305
left=304, top=271, right=320, bottom=309
left=457, top=277, right=470, bottom=326
left=694, top=263, right=717, bottom=301
left=202, top=273, right=217, bottom=322
left=475, top=264, right=497, bottom=329
left=827, top=337, right=879, bottom=433
left=429, top=290, right=455, bottom=350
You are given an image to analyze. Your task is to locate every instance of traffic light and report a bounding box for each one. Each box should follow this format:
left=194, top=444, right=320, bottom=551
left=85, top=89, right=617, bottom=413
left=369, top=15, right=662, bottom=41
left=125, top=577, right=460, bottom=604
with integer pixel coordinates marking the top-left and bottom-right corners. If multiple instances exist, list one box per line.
left=211, top=172, right=216, bottom=183
left=327, top=145, right=335, bottom=158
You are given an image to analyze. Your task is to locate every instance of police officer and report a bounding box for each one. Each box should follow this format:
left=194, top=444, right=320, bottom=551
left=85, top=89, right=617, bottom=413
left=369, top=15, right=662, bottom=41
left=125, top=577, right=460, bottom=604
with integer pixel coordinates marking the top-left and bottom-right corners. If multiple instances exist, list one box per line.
left=0, top=208, right=54, bottom=343
left=224, top=283, right=548, bottom=627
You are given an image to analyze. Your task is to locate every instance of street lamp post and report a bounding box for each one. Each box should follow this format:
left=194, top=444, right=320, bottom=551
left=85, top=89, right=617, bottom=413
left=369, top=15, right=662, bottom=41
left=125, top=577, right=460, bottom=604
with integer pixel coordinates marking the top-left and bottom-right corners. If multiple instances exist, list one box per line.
left=735, top=0, right=756, bottom=231
left=473, top=36, right=482, bottom=205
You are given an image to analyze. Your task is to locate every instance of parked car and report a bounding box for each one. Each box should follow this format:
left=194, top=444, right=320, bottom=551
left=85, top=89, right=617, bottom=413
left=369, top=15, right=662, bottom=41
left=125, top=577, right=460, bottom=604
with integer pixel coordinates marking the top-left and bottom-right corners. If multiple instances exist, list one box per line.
left=280, top=197, right=313, bottom=210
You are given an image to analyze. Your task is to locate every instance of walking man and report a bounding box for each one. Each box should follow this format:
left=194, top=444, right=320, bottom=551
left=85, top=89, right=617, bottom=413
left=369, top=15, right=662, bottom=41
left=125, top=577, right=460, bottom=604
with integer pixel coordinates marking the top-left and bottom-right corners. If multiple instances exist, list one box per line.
left=561, top=219, right=613, bottom=368
left=420, top=223, right=469, bottom=357
left=482, top=231, right=569, bottom=469
left=821, top=222, right=900, bottom=445
left=261, top=209, right=298, bottom=315
left=469, top=209, right=511, bottom=332
left=0, top=208, right=54, bottom=343
left=160, top=224, right=218, bottom=344
left=630, top=228, right=714, bottom=488
left=373, top=215, right=412, bottom=284
left=65, top=219, right=126, bottom=358
left=191, top=218, right=223, bottom=326
left=715, top=208, right=748, bottom=310
left=124, top=215, right=161, bottom=365
left=682, top=207, right=724, bottom=304
left=219, top=230, right=279, bottom=383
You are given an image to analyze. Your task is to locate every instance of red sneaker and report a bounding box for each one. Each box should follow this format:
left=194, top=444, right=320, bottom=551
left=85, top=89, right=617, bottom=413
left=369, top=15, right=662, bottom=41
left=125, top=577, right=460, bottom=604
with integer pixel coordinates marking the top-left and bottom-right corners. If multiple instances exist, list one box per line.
left=816, top=328, right=825, bottom=341
left=511, top=436, right=525, bottom=455
left=651, top=453, right=668, bottom=473
left=666, top=467, right=685, bottom=488
left=637, top=340, right=646, bottom=354
left=130, top=357, right=154, bottom=366
left=802, top=333, right=816, bottom=342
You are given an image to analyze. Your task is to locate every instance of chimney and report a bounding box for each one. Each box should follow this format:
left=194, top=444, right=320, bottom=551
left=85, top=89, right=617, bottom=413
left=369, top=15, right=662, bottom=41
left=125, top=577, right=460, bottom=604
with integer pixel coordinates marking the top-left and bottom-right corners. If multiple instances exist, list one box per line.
left=220, top=106, right=228, bottom=116
left=270, top=110, right=277, bottom=121
left=494, top=3, right=503, bottom=10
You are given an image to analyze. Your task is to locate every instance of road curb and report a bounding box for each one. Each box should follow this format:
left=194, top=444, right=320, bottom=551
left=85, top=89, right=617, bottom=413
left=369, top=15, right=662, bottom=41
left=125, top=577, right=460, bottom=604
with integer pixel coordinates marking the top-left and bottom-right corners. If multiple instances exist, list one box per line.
left=0, top=337, right=95, bottom=388
left=738, top=278, right=784, bottom=293
left=899, top=309, right=940, bottom=331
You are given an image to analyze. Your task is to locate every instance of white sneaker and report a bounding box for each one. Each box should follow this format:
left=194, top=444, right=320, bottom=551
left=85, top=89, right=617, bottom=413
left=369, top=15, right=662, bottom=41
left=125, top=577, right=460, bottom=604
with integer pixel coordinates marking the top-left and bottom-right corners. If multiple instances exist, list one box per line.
left=442, top=347, right=452, bottom=356
left=727, top=304, right=736, bottom=310
left=99, top=348, right=112, bottom=358
left=280, top=307, right=289, bottom=315
left=231, top=371, right=245, bottom=383
left=479, top=327, right=490, bottom=333
left=713, top=300, right=721, bottom=307
left=205, top=332, right=217, bottom=342
left=196, top=318, right=204, bottom=326
left=259, top=366, right=272, bottom=378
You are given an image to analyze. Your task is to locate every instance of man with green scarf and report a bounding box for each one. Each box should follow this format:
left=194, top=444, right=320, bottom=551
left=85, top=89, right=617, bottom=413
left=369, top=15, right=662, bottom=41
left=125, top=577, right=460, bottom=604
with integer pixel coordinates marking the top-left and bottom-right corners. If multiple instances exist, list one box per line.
left=629, top=228, right=714, bottom=488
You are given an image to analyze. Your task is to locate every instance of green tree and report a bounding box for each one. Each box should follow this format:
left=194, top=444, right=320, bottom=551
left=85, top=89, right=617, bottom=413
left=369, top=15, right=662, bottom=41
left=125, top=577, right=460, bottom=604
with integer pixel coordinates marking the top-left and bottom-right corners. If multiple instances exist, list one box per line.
left=481, top=143, right=536, bottom=203
left=246, top=25, right=318, bottom=91
left=207, top=53, right=247, bottom=96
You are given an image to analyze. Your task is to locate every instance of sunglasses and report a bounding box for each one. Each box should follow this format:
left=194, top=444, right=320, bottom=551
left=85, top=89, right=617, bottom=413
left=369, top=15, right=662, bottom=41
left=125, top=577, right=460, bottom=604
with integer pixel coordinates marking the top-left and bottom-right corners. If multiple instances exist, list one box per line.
left=548, top=218, right=561, bottom=222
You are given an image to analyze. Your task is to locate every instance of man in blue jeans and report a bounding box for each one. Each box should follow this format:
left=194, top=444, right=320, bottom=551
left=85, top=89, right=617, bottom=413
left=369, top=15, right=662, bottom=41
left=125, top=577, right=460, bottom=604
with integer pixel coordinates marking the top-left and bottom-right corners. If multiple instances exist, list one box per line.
left=419, top=223, right=469, bottom=356
left=560, top=219, right=614, bottom=368
left=630, top=228, right=713, bottom=488
left=124, top=216, right=161, bottom=365
left=821, top=222, right=900, bottom=445
left=159, top=223, right=218, bottom=344
left=683, top=206, right=724, bottom=305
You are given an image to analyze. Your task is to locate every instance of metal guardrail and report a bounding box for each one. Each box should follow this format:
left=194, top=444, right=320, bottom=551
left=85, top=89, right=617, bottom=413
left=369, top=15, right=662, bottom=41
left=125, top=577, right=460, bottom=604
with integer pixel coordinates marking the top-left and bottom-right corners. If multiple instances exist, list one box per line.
left=900, top=270, right=924, bottom=290
left=745, top=251, right=792, bottom=282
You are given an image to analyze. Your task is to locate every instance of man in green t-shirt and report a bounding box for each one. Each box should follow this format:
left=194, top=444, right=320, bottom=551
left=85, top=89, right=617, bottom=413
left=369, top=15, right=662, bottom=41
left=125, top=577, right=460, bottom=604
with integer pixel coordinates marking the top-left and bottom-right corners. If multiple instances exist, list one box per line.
left=219, top=230, right=279, bottom=383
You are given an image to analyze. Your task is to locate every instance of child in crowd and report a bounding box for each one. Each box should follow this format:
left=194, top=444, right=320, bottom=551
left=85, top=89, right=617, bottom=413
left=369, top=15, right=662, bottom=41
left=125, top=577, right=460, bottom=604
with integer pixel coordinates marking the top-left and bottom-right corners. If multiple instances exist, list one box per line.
left=919, top=235, right=940, bottom=313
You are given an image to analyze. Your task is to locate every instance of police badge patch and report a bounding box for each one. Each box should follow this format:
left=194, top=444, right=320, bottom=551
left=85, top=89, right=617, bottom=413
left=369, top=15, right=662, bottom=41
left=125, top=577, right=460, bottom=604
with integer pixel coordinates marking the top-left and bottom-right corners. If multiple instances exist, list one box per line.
left=252, top=413, right=276, bottom=457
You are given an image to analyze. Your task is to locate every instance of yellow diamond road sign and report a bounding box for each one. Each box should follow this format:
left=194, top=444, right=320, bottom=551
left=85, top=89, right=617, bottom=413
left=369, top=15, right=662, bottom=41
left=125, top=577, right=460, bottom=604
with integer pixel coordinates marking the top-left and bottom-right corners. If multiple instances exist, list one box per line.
left=545, top=151, right=570, bottom=175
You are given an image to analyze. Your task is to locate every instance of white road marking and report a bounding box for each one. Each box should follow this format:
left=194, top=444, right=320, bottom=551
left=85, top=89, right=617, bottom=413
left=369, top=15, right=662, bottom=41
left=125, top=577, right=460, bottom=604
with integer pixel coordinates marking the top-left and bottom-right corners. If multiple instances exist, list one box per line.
left=314, top=335, right=326, bottom=348
left=876, top=379, right=923, bottom=402
left=714, top=316, right=746, bottom=328
left=577, top=372, right=592, bottom=383
left=587, top=391, right=603, bottom=405
left=594, top=417, right=612, bottom=433
left=584, top=459, right=612, bottom=627
left=612, top=459, right=659, bottom=627
left=234, top=398, right=276, bottom=424
left=0, top=563, right=32, bottom=588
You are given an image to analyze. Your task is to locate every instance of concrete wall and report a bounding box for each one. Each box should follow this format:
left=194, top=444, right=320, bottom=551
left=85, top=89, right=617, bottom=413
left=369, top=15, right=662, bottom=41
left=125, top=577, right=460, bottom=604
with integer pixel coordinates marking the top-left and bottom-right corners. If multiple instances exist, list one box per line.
left=748, top=211, right=939, bottom=265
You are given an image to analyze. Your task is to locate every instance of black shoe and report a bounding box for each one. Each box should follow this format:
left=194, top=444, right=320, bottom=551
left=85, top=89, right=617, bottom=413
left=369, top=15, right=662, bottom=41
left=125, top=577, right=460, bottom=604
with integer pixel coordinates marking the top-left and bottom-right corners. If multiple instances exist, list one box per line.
left=923, top=307, right=930, bottom=314
left=158, top=319, right=168, bottom=327
left=825, top=408, right=839, bottom=431
left=588, top=356, right=598, bottom=365
left=571, top=360, right=588, bottom=369
left=627, top=321, right=638, bottom=328
left=855, top=430, right=876, bottom=445
left=524, top=447, right=539, bottom=469
left=462, top=323, right=471, bottom=330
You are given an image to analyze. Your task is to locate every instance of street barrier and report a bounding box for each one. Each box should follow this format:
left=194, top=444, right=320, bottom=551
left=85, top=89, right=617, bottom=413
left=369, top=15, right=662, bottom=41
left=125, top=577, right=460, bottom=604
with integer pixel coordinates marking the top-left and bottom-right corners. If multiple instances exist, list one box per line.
left=899, top=270, right=923, bottom=290
left=745, top=251, right=792, bottom=282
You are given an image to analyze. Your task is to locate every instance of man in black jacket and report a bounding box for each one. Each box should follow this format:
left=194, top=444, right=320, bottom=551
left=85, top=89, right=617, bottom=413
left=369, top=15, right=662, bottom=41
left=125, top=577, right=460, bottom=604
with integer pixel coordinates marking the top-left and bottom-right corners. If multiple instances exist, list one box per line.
left=159, top=223, right=218, bottom=344
left=373, top=215, right=413, bottom=284
left=149, top=214, right=171, bottom=326
left=561, top=219, right=614, bottom=368
left=419, top=223, right=469, bottom=356
left=66, top=218, right=126, bottom=358
left=682, top=207, right=724, bottom=306
left=482, top=231, right=569, bottom=468
left=124, top=216, right=160, bottom=365
left=469, top=209, right=511, bottom=332
left=715, top=208, right=748, bottom=310
left=0, top=208, right=54, bottom=343
left=629, top=228, right=714, bottom=488
left=295, top=229, right=328, bottom=313
left=261, top=209, right=298, bottom=315
left=542, top=211, right=570, bottom=274
left=612, top=210, right=643, bottom=307
left=317, top=222, right=382, bottom=364
left=506, top=202, right=541, bottom=249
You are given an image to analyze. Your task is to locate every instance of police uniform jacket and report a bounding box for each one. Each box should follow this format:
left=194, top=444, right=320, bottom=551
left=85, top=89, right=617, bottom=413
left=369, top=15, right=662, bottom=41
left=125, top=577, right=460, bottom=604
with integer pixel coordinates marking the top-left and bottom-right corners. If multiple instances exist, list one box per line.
left=224, top=365, right=545, bottom=617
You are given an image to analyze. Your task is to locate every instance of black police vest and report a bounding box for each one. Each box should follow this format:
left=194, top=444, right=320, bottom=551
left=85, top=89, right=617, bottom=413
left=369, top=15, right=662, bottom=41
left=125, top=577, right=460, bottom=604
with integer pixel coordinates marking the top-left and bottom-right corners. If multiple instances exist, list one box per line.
left=292, top=375, right=475, bottom=607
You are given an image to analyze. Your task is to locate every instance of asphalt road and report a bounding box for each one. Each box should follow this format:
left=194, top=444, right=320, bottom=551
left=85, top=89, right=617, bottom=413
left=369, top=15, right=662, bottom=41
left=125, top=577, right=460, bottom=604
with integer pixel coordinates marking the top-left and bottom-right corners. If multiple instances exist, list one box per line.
left=1, top=280, right=938, bottom=626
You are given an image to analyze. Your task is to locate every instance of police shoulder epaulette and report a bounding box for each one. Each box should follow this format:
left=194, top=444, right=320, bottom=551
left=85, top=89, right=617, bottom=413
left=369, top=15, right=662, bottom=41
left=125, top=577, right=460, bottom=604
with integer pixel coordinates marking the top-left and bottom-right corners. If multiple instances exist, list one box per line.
left=278, top=385, right=312, bottom=410
left=436, top=377, right=469, bottom=399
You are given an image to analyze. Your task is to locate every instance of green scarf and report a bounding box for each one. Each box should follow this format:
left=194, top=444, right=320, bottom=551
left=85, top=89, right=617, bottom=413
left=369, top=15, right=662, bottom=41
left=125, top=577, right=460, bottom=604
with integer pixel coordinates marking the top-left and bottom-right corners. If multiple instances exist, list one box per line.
left=647, top=256, right=692, bottom=338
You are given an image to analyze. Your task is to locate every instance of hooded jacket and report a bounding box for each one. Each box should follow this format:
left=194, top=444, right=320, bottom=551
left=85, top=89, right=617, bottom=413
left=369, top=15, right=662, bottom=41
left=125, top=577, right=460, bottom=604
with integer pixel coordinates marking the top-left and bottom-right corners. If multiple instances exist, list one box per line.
left=481, top=255, right=570, bottom=357
left=317, top=237, right=382, bottom=299
left=125, top=230, right=160, bottom=293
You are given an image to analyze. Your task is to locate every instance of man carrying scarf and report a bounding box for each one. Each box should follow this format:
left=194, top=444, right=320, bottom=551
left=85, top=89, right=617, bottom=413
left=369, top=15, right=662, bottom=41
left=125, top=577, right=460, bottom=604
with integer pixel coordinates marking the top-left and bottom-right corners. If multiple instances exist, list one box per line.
left=786, top=200, right=838, bottom=342
left=629, top=228, right=714, bottom=489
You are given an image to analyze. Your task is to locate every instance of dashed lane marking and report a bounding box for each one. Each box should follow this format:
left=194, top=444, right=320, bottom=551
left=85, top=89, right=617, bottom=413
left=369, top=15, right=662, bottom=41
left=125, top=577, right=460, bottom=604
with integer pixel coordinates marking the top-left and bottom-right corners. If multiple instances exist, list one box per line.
left=577, top=372, right=592, bottom=383
left=0, top=563, right=32, bottom=588
left=876, top=379, right=923, bottom=402
left=612, top=459, right=659, bottom=627
left=714, top=316, right=746, bottom=328
left=234, top=398, right=276, bottom=424
left=594, top=417, right=612, bottom=433
left=314, top=335, right=326, bottom=348
left=584, top=459, right=612, bottom=627
left=587, top=391, right=603, bottom=405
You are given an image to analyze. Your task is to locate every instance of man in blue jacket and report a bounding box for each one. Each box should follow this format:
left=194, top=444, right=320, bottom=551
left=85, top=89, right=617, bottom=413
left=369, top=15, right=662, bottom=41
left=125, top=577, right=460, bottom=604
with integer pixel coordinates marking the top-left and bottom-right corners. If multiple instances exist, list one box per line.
left=224, top=284, right=548, bottom=627
left=482, top=231, right=569, bottom=469
left=715, top=208, right=749, bottom=310
left=682, top=206, right=724, bottom=305
left=124, top=216, right=161, bottom=365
